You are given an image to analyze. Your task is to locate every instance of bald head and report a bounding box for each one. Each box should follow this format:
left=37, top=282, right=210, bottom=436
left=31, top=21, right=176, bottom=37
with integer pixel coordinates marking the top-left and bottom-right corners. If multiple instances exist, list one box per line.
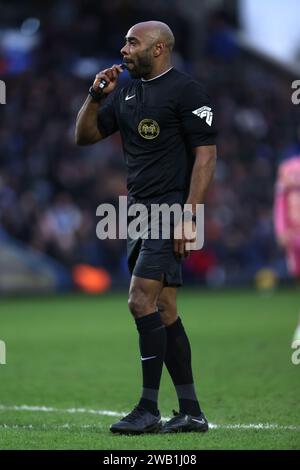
left=128, top=21, right=175, bottom=52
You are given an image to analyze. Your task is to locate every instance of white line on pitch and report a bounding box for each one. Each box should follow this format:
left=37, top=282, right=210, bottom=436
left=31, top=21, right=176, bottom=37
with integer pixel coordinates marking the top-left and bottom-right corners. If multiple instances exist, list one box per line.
left=0, top=423, right=102, bottom=430
left=0, top=404, right=299, bottom=431
left=0, top=404, right=123, bottom=417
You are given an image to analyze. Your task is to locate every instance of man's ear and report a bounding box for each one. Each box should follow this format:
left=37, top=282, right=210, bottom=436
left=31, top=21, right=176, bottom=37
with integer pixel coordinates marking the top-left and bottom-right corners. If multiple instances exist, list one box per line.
left=153, top=42, right=164, bottom=57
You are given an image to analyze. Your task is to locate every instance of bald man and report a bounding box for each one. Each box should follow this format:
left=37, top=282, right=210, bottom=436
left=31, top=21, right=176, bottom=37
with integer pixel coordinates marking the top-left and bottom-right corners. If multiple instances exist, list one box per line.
left=76, top=21, right=217, bottom=434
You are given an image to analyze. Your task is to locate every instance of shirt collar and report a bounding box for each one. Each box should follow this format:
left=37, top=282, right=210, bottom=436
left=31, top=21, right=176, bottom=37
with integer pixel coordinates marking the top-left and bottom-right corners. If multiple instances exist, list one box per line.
left=141, top=67, right=173, bottom=82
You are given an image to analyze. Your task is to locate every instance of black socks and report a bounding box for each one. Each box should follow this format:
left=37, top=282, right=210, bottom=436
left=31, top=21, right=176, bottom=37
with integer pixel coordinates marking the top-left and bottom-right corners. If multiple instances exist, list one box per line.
left=134, top=313, right=201, bottom=417
left=164, top=317, right=201, bottom=417
left=135, top=312, right=166, bottom=416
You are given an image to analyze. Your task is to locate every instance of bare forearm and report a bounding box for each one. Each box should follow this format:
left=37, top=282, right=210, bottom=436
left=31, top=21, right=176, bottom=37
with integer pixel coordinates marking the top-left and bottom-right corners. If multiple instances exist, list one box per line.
left=75, top=95, right=103, bottom=145
left=186, top=145, right=217, bottom=211
left=75, top=64, right=123, bottom=146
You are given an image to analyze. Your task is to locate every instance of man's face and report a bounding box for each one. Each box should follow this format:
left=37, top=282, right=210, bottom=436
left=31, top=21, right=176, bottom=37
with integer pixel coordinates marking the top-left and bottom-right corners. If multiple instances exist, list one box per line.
left=120, top=29, right=154, bottom=78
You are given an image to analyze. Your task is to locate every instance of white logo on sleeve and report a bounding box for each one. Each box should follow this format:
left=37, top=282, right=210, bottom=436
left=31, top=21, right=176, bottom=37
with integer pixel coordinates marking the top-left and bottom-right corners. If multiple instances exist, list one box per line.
left=125, top=94, right=135, bottom=101
left=192, top=106, right=213, bottom=126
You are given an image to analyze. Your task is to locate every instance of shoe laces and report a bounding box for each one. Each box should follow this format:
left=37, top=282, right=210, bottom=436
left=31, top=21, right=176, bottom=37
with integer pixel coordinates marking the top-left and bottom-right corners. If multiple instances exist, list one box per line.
left=122, top=405, right=145, bottom=423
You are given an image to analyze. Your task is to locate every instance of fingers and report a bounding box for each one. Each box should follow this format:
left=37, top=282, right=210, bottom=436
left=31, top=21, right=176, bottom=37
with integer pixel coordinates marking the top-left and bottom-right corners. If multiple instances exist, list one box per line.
left=93, top=64, right=124, bottom=93
left=185, top=233, right=196, bottom=243
left=174, top=221, right=197, bottom=259
left=104, top=69, right=116, bottom=80
left=178, top=240, right=185, bottom=259
left=106, top=66, right=118, bottom=80
left=101, top=65, right=123, bottom=81
left=184, top=248, right=190, bottom=258
left=174, top=223, right=185, bottom=259
left=114, top=64, right=124, bottom=73
left=174, top=238, right=192, bottom=259
left=96, top=72, right=110, bottom=83
left=174, top=238, right=185, bottom=260
left=184, top=221, right=196, bottom=243
left=92, top=65, right=123, bottom=94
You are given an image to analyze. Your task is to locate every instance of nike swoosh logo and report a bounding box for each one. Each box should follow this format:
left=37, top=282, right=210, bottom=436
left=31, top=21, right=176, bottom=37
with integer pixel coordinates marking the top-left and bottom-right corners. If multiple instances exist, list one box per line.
left=192, top=418, right=206, bottom=424
left=141, top=355, right=157, bottom=361
left=125, top=94, right=135, bottom=101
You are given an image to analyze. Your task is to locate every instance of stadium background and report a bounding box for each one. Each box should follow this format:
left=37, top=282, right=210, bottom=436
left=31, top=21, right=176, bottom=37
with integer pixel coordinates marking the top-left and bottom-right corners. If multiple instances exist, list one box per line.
left=1, top=0, right=300, bottom=293
left=0, top=0, right=299, bottom=451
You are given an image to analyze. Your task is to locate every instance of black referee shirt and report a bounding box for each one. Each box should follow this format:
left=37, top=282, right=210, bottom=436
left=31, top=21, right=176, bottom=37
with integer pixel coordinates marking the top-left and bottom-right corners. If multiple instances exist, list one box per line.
left=97, top=67, right=217, bottom=199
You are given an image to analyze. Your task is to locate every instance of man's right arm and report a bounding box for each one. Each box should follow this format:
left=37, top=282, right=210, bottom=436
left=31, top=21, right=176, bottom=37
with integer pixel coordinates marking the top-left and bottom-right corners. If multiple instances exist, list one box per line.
left=75, top=64, right=123, bottom=146
left=75, top=96, right=104, bottom=145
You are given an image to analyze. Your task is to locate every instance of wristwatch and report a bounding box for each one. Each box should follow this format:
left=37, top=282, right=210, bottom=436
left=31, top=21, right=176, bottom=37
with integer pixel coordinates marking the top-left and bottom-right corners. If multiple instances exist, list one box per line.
left=182, top=211, right=197, bottom=223
left=88, top=86, right=105, bottom=102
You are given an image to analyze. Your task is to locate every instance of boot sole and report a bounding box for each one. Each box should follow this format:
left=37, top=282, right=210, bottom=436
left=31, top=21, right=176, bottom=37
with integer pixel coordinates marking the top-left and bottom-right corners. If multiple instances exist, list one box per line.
left=160, top=425, right=209, bottom=434
left=110, top=420, right=162, bottom=435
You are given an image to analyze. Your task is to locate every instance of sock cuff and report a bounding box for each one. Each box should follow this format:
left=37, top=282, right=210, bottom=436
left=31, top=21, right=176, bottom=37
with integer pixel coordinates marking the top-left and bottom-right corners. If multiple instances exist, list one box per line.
left=175, top=384, right=197, bottom=400
left=142, top=387, right=159, bottom=401
left=135, top=311, right=163, bottom=334
left=165, top=316, right=184, bottom=337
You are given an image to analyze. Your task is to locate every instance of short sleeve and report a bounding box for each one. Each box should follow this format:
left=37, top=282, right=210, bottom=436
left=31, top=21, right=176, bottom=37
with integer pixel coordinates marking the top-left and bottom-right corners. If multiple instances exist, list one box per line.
left=178, top=80, right=217, bottom=148
left=97, top=90, right=119, bottom=137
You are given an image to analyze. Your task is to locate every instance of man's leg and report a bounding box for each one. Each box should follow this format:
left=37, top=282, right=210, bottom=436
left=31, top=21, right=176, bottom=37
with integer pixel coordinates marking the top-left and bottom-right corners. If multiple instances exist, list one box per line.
left=158, top=287, right=208, bottom=433
left=110, top=275, right=165, bottom=434
left=128, top=275, right=166, bottom=415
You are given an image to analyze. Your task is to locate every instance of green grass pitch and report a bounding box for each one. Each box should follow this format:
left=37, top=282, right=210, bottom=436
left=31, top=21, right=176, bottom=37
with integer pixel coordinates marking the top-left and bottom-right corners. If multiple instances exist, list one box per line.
left=0, top=289, right=299, bottom=450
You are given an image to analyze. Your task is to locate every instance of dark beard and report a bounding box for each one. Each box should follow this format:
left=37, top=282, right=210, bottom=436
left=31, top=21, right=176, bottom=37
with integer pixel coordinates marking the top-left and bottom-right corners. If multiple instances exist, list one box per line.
left=127, top=49, right=153, bottom=79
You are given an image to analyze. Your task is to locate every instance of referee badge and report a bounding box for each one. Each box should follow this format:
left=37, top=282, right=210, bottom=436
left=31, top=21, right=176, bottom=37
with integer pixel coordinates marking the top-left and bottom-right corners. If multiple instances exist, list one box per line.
left=192, top=106, right=213, bottom=126
left=138, top=119, right=160, bottom=139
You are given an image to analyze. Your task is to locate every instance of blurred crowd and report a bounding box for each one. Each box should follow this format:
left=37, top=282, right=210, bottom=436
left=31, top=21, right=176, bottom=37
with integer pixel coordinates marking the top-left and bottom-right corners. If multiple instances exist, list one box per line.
left=1, top=0, right=300, bottom=286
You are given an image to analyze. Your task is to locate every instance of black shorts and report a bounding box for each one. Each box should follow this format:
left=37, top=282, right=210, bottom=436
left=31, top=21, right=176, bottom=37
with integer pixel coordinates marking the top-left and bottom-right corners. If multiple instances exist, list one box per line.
left=127, top=191, right=184, bottom=287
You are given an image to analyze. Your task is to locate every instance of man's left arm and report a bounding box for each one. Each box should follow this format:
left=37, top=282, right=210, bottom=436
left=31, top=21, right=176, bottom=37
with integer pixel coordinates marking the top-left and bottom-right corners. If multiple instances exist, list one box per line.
left=174, top=79, right=218, bottom=259
left=186, top=145, right=217, bottom=210
left=174, top=145, right=216, bottom=259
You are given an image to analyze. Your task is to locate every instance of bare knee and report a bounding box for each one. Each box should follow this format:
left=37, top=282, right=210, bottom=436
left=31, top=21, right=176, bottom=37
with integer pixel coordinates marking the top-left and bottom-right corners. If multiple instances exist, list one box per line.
left=157, top=299, right=178, bottom=326
left=128, top=288, right=157, bottom=318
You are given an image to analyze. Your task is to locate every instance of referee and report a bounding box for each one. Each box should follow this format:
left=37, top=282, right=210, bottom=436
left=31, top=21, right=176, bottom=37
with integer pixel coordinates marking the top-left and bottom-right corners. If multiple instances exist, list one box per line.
left=76, top=21, right=217, bottom=434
